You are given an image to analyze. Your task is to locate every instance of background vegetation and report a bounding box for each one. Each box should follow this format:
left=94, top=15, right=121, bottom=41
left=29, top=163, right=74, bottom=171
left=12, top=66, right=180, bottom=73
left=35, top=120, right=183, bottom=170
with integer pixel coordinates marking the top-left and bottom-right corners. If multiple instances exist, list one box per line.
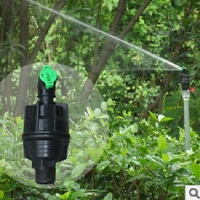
left=0, top=0, right=200, bottom=199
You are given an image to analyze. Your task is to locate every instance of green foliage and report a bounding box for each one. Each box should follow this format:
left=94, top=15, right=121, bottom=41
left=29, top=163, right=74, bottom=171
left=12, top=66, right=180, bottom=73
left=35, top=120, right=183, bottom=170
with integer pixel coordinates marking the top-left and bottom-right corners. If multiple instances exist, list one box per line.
left=86, top=109, right=200, bottom=199
left=0, top=104, right=200, bottom=199
left=57, top=189, right=96, bottom=200
left=0, top=172, right=18, bottom=200
left=0, top=0, right=200, bottom=199
left=98, top=70, right=161, bottom=120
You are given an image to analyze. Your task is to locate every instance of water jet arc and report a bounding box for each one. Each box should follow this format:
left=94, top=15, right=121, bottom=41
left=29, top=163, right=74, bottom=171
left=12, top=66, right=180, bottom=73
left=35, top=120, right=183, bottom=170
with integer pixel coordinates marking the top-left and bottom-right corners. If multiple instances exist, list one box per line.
left=26, top=0, right=182, bottom=71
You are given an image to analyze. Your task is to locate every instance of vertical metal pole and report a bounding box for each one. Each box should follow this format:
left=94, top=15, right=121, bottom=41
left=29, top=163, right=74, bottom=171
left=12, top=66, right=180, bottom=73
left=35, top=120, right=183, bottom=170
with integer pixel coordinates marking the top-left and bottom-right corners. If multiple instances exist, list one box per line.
left=180, top=67, right=191, bottom=151
left=182, top=90, right=190, bottom=150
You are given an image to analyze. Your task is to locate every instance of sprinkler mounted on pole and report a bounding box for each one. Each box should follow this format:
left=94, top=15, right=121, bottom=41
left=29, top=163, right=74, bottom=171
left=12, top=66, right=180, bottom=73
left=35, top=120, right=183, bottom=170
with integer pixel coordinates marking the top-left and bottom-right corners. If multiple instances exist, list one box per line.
left=180, top=67, right=191, bottom=151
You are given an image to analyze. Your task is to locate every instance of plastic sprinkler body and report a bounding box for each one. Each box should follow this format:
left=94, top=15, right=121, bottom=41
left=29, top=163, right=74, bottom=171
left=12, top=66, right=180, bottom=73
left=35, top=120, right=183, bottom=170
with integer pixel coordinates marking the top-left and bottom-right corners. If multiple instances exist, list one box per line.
left=22, top=65, right=70, bottom=184
left=181, top=67, right=191, bottom=93
left=180, top=67, right=190, bottom=150
left=181, top=67, right=190, bottom=102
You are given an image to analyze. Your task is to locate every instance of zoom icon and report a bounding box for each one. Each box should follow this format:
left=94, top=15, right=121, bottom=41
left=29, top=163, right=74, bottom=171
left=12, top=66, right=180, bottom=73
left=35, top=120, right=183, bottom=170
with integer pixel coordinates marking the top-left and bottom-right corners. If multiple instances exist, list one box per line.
left=186, top=186, right=200, bottom=199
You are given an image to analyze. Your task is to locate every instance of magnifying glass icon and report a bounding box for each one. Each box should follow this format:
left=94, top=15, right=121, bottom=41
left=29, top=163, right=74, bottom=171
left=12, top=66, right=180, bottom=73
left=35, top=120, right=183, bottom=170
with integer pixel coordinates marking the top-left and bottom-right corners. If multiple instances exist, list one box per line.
left=189, top=188, right=200, bottom=199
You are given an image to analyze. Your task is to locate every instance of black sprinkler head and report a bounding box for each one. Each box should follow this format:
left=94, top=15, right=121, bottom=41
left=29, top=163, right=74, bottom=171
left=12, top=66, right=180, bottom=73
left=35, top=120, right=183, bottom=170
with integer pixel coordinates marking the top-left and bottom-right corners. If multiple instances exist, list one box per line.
left=22, top=65, right=70, bottom=184
left=181, top=67, right=191, bottom=91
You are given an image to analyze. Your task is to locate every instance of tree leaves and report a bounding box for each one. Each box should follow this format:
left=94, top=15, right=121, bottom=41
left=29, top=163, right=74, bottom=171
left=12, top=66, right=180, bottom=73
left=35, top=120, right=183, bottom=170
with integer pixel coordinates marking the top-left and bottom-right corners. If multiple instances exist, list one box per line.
left=103, top=192, right=113, bottom=200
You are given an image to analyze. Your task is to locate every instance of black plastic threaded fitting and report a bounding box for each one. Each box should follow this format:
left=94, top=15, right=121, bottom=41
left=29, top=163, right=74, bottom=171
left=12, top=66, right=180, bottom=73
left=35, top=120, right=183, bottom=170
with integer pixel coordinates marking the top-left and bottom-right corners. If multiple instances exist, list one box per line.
left=22, top=66, right=70, bottom=184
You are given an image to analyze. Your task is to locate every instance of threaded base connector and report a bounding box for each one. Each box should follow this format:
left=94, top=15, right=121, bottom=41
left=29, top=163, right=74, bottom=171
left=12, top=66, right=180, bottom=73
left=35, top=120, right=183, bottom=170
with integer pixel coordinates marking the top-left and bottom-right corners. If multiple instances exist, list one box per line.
left=35, top=167, right=55, bottom=184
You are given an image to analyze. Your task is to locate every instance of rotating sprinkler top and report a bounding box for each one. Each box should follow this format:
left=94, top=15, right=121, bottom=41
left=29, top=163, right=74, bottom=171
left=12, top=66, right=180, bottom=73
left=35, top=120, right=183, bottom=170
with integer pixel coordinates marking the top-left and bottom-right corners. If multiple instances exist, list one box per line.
left=181, top=66, right=191, bottom=91
left=39, top=65, right=58, bottom=89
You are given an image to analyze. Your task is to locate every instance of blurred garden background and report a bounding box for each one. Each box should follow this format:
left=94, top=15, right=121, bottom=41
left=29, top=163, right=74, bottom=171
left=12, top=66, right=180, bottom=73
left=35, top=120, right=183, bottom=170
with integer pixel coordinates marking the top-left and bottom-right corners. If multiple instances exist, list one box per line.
left=0, top=0, right=200, bottom=199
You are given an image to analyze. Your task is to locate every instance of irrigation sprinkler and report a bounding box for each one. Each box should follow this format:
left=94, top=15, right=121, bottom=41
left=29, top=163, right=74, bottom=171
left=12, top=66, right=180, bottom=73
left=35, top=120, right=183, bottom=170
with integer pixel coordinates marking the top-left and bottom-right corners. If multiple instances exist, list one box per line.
left=22, top=65, right=70, bottom=184
left=180, top=67, right=191, bottom=151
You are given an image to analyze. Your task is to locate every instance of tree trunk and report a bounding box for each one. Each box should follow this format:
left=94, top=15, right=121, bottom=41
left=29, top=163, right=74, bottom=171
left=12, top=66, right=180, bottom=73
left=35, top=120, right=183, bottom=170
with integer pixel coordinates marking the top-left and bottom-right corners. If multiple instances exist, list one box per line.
left=0, top=0, right=15, bottom=79
left=0, top=0, right=15, bottom=114
left=79, top=0, right=153, bottom=101
left=0, top=0, right=14, bottom=42
left=13, top=0, right=29, bottom=117
left=13, top=0, right=68, bottom=116
left=93, top=0, right=102, bottom=68
left=141, top=5, right=194, bottom=118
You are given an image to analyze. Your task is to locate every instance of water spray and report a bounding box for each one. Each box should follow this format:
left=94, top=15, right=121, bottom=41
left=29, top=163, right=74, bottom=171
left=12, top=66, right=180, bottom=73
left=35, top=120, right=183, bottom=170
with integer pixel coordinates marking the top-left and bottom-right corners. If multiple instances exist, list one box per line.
left=180, top=67, right=191, bottom=151
left=26, top=0, right=181, bottom=72
left=22, top=65, right=70, bottom=184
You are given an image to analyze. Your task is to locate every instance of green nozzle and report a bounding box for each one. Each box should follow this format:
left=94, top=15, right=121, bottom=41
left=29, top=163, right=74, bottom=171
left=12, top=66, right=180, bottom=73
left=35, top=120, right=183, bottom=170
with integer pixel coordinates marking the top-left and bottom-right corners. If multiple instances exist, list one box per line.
left=182, top=66, right=187, bottom=71
left=39, top=65, right=57, bottom=89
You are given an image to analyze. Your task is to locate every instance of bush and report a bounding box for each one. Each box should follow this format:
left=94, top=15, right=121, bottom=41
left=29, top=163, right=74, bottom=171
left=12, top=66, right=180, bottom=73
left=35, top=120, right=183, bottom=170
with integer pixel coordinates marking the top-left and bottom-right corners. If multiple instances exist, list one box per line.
left=0, top=109, right=199, bottom=199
